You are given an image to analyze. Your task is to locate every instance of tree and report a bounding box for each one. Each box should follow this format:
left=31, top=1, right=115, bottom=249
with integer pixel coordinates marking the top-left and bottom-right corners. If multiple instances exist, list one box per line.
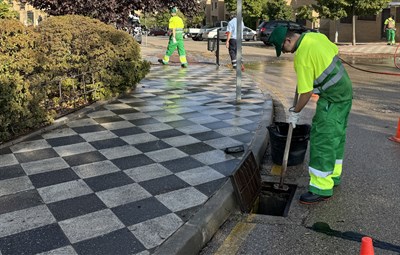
left=0, top=0, right=18, bottom=19
left=224, top=0, right=266, bottom=28
left=296, top=5, right=318, bottom=28
left=264, top=0, right=293, bottom=21
left=312, top=0, right=348, bottom=43
left=27, top=0, right=202, bottom=25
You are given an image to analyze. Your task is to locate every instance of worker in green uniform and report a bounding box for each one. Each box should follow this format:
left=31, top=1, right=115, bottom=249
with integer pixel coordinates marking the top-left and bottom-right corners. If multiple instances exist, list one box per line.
left=384, top=15, right=396, bottom=45
left=158, top=7, right=188, bottom=68
left=268, top=26, right=353, bottom=204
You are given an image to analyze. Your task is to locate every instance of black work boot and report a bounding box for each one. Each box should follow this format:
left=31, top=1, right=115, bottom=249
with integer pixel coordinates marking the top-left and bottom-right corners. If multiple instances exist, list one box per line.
left=299, top=192, right=331, bottom=205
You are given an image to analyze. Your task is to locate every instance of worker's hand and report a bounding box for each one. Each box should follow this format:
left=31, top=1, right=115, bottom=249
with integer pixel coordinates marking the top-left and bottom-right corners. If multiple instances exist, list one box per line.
left=226, top=40, right=229, bottom=48
left=172, top=37, right=177, bottom=44
left=288, top=107, right=300, bottom=128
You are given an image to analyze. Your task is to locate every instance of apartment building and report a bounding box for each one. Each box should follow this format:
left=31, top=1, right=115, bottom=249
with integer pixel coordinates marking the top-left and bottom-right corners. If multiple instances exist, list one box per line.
left=205, top=0, right=399, bottom=42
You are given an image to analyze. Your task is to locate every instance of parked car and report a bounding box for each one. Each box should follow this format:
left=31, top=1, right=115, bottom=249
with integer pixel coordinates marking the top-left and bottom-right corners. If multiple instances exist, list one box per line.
left=216, top=26, right=257, bottom=42
left=192, top=25, right=216, bottom=41
left=149, top=28, right=168, bottom=36
left=202, top=27, right=222, bottom=40
left=257, top=20, right=317, bottom=45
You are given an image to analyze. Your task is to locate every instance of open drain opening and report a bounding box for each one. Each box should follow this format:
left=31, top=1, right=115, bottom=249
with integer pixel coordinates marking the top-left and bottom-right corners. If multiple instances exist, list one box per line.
left=252, top=182, right=297, bottom=217
left=231, top=152, right=297, bottom=217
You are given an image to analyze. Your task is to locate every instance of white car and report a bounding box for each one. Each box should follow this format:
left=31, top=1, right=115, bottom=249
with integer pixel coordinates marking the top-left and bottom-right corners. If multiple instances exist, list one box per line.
left=204, top=26, right=257, bottom=41
left=201, top=27, right=222, bottom=40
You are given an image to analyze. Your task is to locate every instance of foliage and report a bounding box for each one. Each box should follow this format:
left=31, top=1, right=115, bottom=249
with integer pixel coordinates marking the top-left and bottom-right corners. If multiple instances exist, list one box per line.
left=27, top=0, right=202, bottom=25
left=312, top=0, right=348, bottom=20
left=225, top=0, right=266, bottom=19
left=264, top=0, right=293, bottom=21
left=0, top=0, right=19, bottom=19
left=0, top=19, right=48, bottom=142
left=296, top=5, right=318, bottom=23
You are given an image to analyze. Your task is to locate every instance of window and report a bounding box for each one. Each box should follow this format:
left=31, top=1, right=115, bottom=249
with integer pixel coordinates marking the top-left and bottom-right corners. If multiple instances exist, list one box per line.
left=358, top=15, right=376, bottom=21
left=397, top=8, right=400, bottom=22
left=27, top=11, right=34, bottom=25
left=214, top=2, right=217, bottom=9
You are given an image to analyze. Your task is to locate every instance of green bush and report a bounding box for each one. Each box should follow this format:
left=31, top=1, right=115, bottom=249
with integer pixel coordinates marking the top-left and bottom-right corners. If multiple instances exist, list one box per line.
left=0, top=19, right=49, bottom=142
left=35, top=15, right=150, bottom=100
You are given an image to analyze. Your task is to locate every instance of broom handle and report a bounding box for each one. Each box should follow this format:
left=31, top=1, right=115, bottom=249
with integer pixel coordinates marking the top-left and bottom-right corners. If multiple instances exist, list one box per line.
left=279, top=87, right=299, bottom=188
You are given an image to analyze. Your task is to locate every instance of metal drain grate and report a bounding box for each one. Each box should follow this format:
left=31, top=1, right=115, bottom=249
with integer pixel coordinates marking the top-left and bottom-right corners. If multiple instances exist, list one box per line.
left=230, top=151, right=261, bottom=213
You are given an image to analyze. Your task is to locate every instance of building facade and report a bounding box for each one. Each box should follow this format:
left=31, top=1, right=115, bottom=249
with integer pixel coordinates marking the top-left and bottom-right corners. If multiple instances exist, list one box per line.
left=8, top=0, right=47, bottom=26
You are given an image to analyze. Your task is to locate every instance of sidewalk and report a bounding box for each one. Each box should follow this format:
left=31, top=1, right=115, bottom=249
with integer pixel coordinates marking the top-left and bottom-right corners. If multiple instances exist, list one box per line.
left=0, top=59, right=273, bottom=254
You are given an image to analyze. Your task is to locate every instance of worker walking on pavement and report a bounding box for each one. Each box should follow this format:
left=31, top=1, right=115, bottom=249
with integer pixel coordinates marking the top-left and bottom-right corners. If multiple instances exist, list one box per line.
left=384, top=15, right=396, bottom=45
left=226, top=15, right=244, bottom=71
left=268, top=26, right=353, bottom=204
left=158, top=7, right=188, bottom=68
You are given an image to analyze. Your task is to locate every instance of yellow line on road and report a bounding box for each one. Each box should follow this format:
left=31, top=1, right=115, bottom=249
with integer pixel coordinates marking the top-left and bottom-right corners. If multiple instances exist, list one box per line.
left=214, top=214, right=256, bottom=255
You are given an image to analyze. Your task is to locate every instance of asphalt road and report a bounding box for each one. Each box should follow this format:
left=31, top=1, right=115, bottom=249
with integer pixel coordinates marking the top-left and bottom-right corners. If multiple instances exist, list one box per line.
left=142, top=36, right=400, bottom=254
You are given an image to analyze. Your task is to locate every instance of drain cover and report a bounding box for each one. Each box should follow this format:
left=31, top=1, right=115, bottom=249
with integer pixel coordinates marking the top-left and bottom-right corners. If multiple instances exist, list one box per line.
left=230, top=151, right=261, bottom=213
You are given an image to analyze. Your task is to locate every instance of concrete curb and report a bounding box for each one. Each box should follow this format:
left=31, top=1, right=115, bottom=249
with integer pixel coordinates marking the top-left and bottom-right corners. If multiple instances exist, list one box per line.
left=153, top=91, right=274, bottom=255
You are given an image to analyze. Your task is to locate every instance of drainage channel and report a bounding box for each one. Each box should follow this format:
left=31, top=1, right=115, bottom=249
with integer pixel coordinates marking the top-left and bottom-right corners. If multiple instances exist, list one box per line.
left=230, top=151, right=297, bottom=217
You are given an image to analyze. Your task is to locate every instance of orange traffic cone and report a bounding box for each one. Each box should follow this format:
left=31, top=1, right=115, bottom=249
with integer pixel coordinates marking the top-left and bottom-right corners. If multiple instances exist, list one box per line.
left=388, top=118, right=400, bottom=143
left=360, top=236, right=374, bottom=255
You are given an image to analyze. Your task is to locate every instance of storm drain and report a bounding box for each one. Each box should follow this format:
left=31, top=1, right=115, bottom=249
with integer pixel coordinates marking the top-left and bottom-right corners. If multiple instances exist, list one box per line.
left=230, top=151, right=296, bottom=217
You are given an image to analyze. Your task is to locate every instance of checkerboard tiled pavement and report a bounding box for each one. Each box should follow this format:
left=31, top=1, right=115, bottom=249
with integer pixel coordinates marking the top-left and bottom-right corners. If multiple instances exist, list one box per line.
left=0, top=65, right=272, bottom=255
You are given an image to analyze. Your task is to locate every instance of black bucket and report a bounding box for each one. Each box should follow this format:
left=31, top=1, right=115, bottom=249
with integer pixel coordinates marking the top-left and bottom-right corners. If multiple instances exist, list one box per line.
left=267, top=122, right=311, bottom=166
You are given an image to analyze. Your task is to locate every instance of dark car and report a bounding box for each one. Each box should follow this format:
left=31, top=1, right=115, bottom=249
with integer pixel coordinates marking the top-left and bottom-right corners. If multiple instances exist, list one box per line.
left=149, top=28, right=168, bottom=36
left=257, top=20, right=317, bottom=45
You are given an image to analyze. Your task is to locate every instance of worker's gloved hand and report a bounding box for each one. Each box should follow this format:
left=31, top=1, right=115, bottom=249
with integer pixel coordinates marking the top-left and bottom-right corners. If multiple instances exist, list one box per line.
left=288, top=107, right=300, bottom=128
left=172, top=37, right=177, bottom=44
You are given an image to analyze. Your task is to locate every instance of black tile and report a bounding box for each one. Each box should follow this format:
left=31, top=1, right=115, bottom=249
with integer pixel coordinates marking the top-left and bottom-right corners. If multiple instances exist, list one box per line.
left=145, top=111, right=172, bottom=117
left=135, top=140, right=171, bottom=153
left=126, top=101, right=148, bottom=107
left=89, top=138, right=128, bottom=150
left=210, top=159, right=241, bottom=176
left=84, top=172, right=134, bottom=192
left=211, top=113, right=236, bottom=120
left=73, top=228, right=146, bottom=255
left=29, top=168, right=80, bottom=188
left=140, top=175, right=190, bottom=196
left=110, top=108, right=139, bottom=115
left=244, top=115, right=262, bottom=123
left=161, top=156, right=204, bottom=173
left=111, top=127, right=145, bottom=137
left=166, top=119, right=196, bottom=128
left=0, top=147, right=12, bottom=155
left=177, top=142, right=215, bottom=155
left=14, top=148, right=59, bottom=163
left=0, top=190, right=43, bottom=214
left=150, top=129, right=185, bottom=139
left=239, top=122, right=259, bottom=131
left=129, top=118, right=160, bottom=126
left=202, top=121, right=232, bottom=129
left=112, top=197, right=172, bottom=226
left=48, top=194, right=107, bottom=221
left=46, top=135, right=86, bottom=147
left=0, top=164, right=25, bottom=181
left=0, top=224, right=69, bottom=255
left=111, top=154, right=155, bottom=170
left=195, top=177, right=227, bottom=197
left=72, top=125, right=107, bottom=134
left=63, top=151, right=107, bottom=167
left=179, top=112, right=206, bottom=119
left=93, top=115, right=125, bottom=124
left=231, top=133, right=252, bottom=144
left=191, top=131, right=224, bottom=141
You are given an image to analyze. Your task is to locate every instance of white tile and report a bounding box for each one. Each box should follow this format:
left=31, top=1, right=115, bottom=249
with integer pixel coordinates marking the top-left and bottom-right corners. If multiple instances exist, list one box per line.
left=38, top=180, right=92, bottom=203
left=121, top=133, right=158, bottom=145
left=153, top=115, right=184, bottom=123
left=96, top=183, right=152, bottom=208
left=0, top=205, right=56, bottom=238
left=100, top=121, right=135, bottom=130
left=53, top=142, right=96, bottom=157
left=125, top=163, right=172, bottom=182
left=188, top=116, right=220, bottom=124
left=80, top=130, right=117, bottom=142
left=21, top=157, right=69, bottom=175
left=145, top=148, right=187, bottom=162
left=72, top=161, right=120, bottom=179
left=120, top=112, right=150, bottom=120
left=67, top=118, right=98, bottom=128
left=156, top=187, right=208, bottom=212
left=99, top=145, right=142, bottom=160
left=204, top=137, right=242, bottom=149
left=176, top=125, right=211, bottom=134
left=87, top=110, right=116, bottom=118
left=42, top=128, right=78, bottom=139
left=10, top=139, right=50, bottom=153
left=139, top=123, right=173, bottom=133
left=175, top=166, right=225, bottom=186
left=192, top=150, right=234, bottom=165
left=129, top=213, right=183, bottom=249
left=0, top=154, right=18, bottom=167
left=163, top=135, right=200, bottom=147
left=104, top=103, right=132, bottom=110
left=36, top=246, right=78, bottom=255
left=223, top=118, right=254, bottom=126
left=0, top=176, right=34, bottom=197
left=59, top=209, right=124, bottom=243
left=214, top=126, right=249, bottom=136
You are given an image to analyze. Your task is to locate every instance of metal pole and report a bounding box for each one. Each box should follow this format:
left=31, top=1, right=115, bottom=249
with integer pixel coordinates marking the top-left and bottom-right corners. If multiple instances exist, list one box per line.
left=216, top=28, right=220, bottom=66
left=236, top=0, right=242, bottom=102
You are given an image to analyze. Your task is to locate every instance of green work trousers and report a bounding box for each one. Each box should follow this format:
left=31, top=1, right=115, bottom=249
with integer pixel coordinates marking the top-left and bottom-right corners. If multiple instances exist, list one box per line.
left=308, top=97, right=352, bottom=196
left=161, top=33, right=187, bottom=65
left=386, top=29, right=396, bottom=44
